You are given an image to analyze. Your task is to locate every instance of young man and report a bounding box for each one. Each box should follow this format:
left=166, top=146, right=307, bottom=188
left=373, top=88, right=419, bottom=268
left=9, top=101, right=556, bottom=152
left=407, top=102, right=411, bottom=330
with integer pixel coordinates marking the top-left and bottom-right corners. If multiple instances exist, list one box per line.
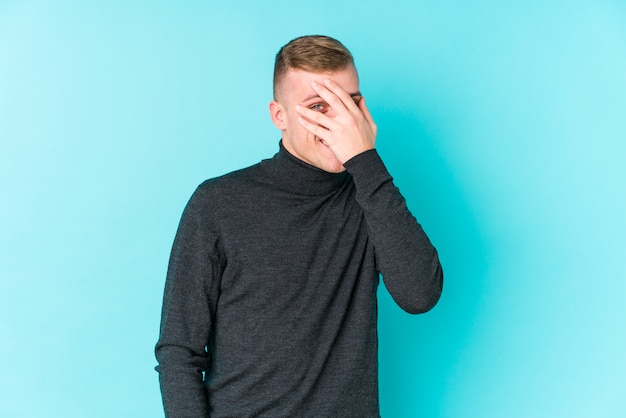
left=155, top=35, right=443, bottom=417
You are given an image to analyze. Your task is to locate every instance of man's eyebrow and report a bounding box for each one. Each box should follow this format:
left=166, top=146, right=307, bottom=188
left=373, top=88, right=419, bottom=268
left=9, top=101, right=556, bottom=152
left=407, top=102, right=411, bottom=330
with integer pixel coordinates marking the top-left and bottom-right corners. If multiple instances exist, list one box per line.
left=301, top=91, right=362, bottom=103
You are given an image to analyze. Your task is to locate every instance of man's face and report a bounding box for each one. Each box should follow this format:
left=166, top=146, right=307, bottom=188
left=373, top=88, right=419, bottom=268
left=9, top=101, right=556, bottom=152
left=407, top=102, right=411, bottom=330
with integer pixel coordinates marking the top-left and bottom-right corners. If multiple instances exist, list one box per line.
left=270, top=65, right=361, bottom=173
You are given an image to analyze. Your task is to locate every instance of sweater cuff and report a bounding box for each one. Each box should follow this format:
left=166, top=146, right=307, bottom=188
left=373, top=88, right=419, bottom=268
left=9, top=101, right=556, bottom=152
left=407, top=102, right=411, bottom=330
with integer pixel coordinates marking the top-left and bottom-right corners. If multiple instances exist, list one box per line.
left=343, top=149, right=393, bottom=192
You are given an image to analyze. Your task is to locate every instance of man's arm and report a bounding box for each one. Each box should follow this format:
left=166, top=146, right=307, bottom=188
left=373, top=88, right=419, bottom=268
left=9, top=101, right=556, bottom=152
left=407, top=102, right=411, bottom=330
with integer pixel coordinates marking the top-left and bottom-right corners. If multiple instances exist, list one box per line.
left=344, top=150, right=443, bottom=313
left=296, top=80, right=443, bottom=313
left=155, top=185, right=223, bottom=416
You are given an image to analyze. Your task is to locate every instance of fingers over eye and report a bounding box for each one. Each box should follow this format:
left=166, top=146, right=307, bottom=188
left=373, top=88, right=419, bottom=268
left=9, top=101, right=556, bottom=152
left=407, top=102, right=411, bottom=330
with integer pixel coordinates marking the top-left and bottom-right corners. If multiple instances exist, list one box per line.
left=296, top=104, right=322, bottom=120
left=311, top=81, right=347, bottom=110
left=321, top=79, right=361, bottom=112
left=295, top=105, right=336, bottom=130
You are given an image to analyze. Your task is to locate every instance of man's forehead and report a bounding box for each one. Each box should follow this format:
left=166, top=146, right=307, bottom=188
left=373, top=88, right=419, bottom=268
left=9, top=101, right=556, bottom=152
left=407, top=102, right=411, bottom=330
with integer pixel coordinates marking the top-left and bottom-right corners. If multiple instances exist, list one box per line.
left=282, top=67, right=360, bottom=94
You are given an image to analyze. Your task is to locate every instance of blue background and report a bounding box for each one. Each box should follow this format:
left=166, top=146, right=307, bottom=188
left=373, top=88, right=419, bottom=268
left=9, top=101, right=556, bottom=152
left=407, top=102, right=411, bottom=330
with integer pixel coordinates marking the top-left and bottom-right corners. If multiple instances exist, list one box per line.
left=1, top=1, right=625, bottom=417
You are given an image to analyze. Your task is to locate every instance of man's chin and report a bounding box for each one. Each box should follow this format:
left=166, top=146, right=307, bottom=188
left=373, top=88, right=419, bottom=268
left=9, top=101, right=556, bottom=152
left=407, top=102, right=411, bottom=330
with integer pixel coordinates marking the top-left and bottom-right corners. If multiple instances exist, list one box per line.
left=320, top=159, right=346, bottom=173
left=324, top=166, right=346, bottom=174
left=320, top=157, right=345, bottom=173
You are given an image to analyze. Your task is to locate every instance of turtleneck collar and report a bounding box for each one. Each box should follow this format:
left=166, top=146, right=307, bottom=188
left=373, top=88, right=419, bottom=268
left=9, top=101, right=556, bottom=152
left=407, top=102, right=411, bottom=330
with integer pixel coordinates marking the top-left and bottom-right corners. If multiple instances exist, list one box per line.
left=261, top=141, right=350, bottom=196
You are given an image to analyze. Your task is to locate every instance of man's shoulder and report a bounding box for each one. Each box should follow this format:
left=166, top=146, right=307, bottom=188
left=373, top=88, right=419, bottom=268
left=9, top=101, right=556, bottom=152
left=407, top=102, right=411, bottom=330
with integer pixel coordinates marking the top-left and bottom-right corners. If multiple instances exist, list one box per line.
left=202, top=160, right=265, bottom=187
left=193, top=160, right=268, bottom=199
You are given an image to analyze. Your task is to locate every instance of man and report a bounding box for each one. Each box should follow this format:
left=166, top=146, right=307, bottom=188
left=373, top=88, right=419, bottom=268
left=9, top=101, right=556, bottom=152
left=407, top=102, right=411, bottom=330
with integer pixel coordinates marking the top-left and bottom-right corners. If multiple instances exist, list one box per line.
left=155, top=35, right=443, bottom=417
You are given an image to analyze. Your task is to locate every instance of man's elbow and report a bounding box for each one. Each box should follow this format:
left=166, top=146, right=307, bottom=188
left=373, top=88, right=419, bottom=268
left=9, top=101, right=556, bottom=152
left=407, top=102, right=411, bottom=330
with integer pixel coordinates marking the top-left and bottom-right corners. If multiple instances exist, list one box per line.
left=397, top=263, right=443, bottom=314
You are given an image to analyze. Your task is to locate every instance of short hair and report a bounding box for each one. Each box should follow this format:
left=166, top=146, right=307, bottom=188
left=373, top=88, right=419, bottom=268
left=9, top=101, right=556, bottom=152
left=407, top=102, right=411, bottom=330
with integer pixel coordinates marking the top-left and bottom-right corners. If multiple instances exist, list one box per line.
left=273, top=35, right=355, bottom=99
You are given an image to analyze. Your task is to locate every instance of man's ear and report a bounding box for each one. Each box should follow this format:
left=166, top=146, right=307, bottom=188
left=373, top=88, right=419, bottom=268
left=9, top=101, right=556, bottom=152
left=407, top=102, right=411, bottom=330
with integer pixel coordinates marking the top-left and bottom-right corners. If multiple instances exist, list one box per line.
left=269, top=100, right=287, bottom=130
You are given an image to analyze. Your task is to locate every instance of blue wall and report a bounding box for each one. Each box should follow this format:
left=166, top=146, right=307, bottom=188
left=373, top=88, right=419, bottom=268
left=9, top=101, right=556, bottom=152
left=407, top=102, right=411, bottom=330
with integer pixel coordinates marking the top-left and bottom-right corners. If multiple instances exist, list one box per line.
left=1, top=1, right=625, bottom=416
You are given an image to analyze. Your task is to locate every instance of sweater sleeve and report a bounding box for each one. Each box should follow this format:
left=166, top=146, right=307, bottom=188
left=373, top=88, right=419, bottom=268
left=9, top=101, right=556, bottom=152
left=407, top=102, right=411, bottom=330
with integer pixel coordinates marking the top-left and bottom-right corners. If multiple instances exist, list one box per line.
left=155, top=184, right=224, bottom=417
left=344, top=149, right=443, bottom=314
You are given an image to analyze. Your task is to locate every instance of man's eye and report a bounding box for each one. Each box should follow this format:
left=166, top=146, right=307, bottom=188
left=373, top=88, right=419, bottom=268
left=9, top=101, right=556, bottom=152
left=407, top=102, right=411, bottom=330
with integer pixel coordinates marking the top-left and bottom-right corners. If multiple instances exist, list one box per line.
left=310, top=103, right=326, bottom=112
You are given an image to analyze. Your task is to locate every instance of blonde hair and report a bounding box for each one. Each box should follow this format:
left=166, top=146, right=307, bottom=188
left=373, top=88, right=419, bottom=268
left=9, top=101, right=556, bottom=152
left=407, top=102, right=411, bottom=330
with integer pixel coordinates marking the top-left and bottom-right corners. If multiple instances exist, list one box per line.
left=273, top=35, right=354, bottom=99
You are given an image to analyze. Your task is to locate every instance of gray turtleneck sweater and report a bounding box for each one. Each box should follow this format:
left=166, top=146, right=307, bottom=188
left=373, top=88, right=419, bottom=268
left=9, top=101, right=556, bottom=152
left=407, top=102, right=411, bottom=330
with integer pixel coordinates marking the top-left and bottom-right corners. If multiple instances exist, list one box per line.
left=155, top=143, right=443, bottom=417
